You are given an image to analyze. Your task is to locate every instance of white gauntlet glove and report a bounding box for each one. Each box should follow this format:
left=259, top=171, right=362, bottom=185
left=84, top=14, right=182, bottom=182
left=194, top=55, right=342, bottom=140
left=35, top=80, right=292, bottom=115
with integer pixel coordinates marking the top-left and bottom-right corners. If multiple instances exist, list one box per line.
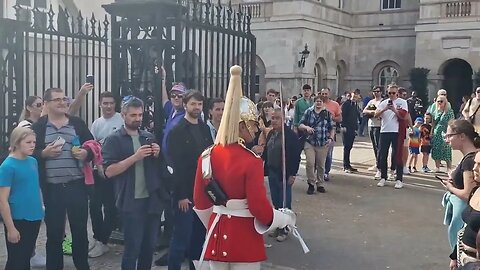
left=254, top=209, right=297, bottom=234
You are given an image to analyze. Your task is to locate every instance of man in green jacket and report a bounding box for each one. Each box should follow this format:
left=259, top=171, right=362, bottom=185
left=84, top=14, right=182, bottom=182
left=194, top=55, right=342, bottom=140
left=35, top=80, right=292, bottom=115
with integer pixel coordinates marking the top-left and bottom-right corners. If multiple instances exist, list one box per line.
left=293, top=84, right=314, bottom=133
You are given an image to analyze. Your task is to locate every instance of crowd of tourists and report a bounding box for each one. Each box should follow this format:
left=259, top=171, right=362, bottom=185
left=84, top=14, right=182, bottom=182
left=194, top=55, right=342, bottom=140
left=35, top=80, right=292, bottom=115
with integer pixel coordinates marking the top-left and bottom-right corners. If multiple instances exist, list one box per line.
left=4, top=63, right=480, bottom=270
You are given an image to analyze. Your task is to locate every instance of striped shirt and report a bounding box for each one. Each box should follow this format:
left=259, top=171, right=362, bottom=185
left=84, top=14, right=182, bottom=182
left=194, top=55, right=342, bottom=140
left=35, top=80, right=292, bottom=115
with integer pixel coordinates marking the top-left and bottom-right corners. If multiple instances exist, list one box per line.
left=44, top=122, right=84, bottom=184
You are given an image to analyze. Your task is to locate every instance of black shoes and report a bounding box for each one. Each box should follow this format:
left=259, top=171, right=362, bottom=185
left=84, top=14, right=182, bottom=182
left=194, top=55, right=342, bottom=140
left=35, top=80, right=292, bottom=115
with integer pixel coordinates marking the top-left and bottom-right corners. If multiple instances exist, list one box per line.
left=344, top=167, right=358, bottom=173
left=307, top=184, right=326, bottom=194
left=307, top=184, right=315, bottom=195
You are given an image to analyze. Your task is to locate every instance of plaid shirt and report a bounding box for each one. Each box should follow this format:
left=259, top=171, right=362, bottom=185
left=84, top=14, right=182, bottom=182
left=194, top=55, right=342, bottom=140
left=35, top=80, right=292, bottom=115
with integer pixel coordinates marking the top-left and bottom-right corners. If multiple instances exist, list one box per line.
left=300, top=107, right=333, bottom=147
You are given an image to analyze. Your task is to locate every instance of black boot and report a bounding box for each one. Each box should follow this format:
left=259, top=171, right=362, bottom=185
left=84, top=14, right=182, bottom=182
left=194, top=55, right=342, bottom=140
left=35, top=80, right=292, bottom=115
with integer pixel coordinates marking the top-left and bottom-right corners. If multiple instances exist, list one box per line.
left=307, top=184, right=315, bottom=195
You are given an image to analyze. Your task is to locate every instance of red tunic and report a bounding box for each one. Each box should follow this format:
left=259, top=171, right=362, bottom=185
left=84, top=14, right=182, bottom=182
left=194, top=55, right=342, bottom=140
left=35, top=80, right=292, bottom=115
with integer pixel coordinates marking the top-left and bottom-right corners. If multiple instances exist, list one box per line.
left=193, top=143, right=274, bottom=262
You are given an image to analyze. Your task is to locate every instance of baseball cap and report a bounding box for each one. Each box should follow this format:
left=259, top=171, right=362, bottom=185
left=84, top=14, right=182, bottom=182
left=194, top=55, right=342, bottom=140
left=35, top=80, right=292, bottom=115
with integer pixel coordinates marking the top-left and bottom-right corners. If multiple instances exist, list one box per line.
left=170, top=83, right=186, bottom=94
left=437, top=89, right=447, bottom=96
left=415, top=117, right=424, bottom=123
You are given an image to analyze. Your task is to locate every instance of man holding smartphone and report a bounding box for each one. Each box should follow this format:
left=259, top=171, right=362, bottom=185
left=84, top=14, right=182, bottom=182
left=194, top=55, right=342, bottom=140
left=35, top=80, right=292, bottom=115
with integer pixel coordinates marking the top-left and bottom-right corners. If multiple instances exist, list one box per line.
left=375, top=84, right=409, bottom=189
left=102, top=96, right=167, bottom=269
left=32, top=88, right=94, bottom=270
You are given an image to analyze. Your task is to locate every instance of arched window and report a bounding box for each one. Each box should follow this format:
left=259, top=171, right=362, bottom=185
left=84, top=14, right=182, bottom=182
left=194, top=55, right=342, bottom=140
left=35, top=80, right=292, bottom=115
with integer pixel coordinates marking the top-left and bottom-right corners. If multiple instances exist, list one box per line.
left=378, top=66, right=398, bottom=89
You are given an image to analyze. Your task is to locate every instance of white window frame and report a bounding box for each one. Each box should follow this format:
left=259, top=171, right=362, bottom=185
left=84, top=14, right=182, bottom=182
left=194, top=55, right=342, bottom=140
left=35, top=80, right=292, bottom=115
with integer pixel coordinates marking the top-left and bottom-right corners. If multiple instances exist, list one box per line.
left=378, top=66, right=399, bottom=90
left=381, top=0, right=401, bottom=10
left=16, top=0, right=49, bottom=28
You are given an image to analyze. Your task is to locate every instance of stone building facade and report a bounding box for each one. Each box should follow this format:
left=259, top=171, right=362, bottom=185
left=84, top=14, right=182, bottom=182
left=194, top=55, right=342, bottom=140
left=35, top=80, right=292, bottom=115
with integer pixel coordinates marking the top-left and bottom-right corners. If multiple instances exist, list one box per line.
left=3, top=0, right=479, bottom=107
left=236, top=0, right=480, bottom=107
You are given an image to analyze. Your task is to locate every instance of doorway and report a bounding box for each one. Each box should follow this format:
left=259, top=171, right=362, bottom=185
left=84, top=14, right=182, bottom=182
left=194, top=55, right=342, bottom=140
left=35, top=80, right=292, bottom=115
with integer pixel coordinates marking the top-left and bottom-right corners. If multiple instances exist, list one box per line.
left=441, top=58, right=473, bottom=113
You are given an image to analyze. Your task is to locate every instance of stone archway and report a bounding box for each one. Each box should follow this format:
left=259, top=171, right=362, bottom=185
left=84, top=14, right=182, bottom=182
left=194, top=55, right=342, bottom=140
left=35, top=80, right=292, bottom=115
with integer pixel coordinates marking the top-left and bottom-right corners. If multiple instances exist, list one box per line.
left=255, top=55, right=266, bottom=100
left=313, top=57, right=327, bottom=93
left=440, top=58, right=473, bottom=113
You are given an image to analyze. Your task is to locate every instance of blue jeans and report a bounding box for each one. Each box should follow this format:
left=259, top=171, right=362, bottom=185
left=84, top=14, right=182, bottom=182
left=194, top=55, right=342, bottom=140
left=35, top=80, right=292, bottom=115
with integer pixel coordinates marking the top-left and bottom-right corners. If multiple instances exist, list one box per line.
left=121, top=209, right=161, bottom=270
left=325, top=141, right=334, bottom=175
left=268, top=169, right=292, bottom=209
left=168, top=203, right=205, bottom=270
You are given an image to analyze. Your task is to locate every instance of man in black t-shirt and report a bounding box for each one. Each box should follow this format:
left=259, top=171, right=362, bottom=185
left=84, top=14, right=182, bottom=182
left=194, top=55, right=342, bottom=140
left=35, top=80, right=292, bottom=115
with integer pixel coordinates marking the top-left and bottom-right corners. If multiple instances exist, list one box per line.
left=167, top=90, right=213, bottom=270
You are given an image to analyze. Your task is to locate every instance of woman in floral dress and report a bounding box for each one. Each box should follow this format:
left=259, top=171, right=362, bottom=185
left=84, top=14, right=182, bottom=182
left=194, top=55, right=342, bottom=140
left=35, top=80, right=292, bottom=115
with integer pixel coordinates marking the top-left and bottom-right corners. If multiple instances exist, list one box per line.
left=431, top=94, right=455, bottom=172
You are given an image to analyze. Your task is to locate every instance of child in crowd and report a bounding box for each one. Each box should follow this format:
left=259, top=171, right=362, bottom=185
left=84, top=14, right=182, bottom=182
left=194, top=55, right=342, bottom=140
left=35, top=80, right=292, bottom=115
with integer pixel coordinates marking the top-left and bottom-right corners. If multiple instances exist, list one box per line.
left=0, top=127, right=44, bottom=269
left=408, top=117, right=423, bottom=173
left=420, top=113, right=433, bottom=173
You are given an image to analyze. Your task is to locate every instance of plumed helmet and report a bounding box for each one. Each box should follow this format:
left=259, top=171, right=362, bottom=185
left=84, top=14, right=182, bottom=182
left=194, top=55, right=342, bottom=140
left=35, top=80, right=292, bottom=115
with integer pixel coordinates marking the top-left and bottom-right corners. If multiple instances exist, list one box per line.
left=239, top=96, right=257, bottom=124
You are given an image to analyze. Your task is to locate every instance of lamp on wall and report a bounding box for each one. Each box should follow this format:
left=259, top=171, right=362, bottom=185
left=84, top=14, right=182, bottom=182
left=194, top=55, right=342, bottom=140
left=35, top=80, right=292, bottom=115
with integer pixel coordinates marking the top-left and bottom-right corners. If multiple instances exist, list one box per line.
left=298, top=44, right=310, bottom=68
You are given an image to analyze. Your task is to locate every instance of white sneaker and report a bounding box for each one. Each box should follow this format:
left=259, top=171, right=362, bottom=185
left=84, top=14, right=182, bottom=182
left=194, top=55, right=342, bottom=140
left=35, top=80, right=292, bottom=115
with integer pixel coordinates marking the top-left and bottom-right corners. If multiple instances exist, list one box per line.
left=374, top=170, right=381, bottom=180
left=377, top=179, right=386, bottom=187
left=403, top=167, right=410, bottom=175
left=88, top=242, right=109, bottom=258
left=394, top=180, right=404, bottom=189
left=368, top=165, right=377, bottom=171
left=30, top=253, right=46, bottom=268
left=388, top=171, right=396, bottom=181
left=88, top=239, right=97, bottom=251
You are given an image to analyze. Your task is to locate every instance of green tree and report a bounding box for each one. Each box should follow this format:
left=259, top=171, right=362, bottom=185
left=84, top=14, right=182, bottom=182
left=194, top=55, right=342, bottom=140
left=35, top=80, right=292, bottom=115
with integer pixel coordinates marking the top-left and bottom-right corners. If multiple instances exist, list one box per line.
left=409, top=67, right=430, bottom=107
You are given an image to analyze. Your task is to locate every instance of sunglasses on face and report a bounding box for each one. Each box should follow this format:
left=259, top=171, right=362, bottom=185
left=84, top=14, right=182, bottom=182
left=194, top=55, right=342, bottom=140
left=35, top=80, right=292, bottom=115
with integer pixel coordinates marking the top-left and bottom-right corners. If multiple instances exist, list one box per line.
left=32, top=103, right=43, bottom=108
left=122, top=95, right=143, bottom=107
left=171, top=94, right=183, bottom=99
left=437, top=100, right=444, bottom=104
left=373, top=91, right=381, bottom=93
left=388, top=92, right=397, bottom=95
left=476, top=90, right=480, bottom=94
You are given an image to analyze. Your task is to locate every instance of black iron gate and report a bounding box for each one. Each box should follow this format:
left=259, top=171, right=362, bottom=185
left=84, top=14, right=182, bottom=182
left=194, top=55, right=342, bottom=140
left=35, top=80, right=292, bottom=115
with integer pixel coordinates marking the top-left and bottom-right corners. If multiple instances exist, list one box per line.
left=1, top=0, right=256, bottom=153
left=0, top=4, right=111, bottom=153
left=103, top=0, right=256, bottom=139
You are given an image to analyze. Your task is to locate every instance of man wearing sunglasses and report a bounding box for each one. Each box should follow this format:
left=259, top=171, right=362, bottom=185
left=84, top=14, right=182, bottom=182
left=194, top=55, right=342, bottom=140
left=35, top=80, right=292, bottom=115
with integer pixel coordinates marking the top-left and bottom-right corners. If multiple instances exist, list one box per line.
left=375, top=84, right=409, bottom=189
left=363, top=86, right=383, bottom=176
left=161, top=83, right=187, bottom=161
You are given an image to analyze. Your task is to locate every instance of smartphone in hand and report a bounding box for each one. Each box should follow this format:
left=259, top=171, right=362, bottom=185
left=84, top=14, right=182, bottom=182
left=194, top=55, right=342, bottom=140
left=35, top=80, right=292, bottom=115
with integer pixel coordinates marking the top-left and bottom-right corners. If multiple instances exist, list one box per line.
left=435, top=175, right=447, bottom=187
left=51, top=136, right=66, bottom=148
left=86, top=75, right=94, bottom=85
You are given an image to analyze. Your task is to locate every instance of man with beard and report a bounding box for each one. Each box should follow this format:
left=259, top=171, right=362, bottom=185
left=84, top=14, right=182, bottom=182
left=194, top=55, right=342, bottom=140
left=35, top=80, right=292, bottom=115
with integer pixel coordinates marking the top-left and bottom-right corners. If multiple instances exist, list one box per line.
left=167, top=90, right=213, bottom=270
left=320, top=88, right=342, bottom=181
left=102, top=96, right=167, bottom=269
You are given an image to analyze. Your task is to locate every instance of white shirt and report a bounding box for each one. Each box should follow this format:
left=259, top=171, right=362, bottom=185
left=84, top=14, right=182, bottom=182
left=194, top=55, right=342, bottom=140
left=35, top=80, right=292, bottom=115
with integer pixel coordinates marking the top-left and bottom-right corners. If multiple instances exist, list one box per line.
left=377, top=98, right=408, bottom=133
left=90, top=112, right=124, bottom=144
left=366, top=99, right=382, bottom=127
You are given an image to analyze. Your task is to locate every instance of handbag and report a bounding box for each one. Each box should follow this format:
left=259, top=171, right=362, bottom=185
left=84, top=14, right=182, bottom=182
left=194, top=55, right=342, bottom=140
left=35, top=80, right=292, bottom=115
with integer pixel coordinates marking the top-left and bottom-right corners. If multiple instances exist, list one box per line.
left=204, top=179, right=228, bottom=206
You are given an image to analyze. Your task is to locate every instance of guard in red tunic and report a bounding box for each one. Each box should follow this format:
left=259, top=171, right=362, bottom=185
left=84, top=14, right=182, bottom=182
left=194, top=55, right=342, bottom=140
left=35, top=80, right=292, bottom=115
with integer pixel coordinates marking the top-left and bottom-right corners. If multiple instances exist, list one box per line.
left=193, top=66, right=296, bottom=270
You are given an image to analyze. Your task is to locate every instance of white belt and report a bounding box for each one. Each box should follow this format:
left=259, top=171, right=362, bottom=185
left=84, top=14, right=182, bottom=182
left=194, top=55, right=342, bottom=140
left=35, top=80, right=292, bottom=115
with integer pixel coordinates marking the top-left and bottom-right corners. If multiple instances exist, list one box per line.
left=199, top=199, right=252, bottom=266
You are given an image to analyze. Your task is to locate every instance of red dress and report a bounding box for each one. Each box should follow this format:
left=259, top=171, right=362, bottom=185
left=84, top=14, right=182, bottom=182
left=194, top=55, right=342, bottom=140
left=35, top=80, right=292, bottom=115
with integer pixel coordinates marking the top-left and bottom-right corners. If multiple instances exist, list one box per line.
left=193, top=143, right=274, bottom=262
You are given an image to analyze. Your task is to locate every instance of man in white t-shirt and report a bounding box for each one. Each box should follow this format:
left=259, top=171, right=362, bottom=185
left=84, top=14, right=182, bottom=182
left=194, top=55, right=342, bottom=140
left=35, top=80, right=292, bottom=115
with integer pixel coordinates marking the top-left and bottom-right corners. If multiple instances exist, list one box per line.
left=462, top=87, right=480, bottom=132
left=88, top=91, right=124, bottom=258
left=374, top=84, right=408, bottom=189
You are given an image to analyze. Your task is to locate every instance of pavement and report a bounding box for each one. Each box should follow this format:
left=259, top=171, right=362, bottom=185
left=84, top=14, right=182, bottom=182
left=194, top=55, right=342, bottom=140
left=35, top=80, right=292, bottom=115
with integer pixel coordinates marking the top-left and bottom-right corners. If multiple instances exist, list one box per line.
left=0, top=135, right=460, bottom=269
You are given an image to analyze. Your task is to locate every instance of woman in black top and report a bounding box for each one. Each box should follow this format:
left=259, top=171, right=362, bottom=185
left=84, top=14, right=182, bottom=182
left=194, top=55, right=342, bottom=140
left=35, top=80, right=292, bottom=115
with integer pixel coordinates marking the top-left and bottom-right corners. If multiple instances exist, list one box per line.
left=442, top=120, right=480, bottom=269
